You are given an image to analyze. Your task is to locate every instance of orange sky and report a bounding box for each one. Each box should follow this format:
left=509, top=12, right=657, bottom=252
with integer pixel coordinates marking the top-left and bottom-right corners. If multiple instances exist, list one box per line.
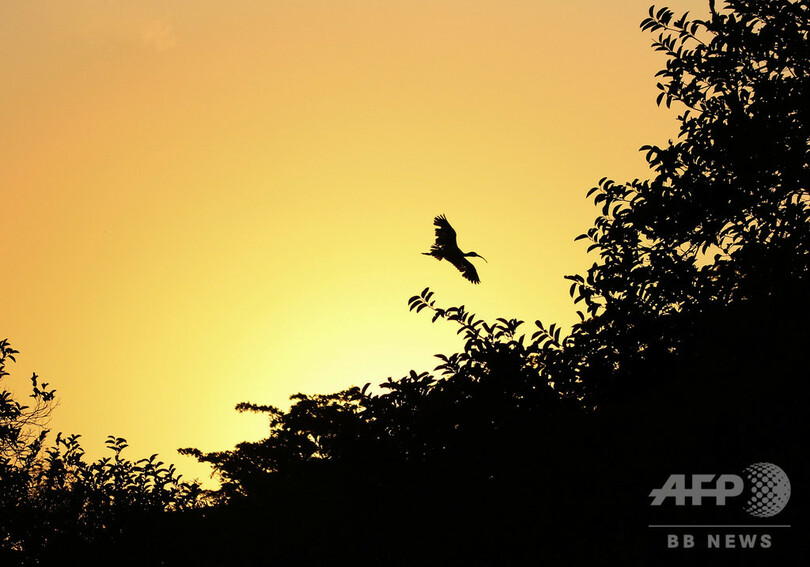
left=2, top=0, right=709, bottom=485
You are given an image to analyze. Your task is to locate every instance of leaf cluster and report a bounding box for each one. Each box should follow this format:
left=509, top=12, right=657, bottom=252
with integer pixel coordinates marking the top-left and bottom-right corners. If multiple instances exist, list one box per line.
left=0, top=341, right=204, bottom=565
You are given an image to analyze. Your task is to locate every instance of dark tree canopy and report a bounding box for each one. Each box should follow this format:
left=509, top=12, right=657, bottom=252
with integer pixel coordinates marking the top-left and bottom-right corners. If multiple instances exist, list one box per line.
left=558, top=0, right=810, bottom=401
left=1, top=342, right=203, bottom=566
left=177, top=2, right=808, bottom=563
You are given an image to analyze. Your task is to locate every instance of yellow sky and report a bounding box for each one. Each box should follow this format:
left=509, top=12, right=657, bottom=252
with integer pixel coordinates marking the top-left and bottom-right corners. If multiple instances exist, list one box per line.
left=2, top=0, right=709, bottom=484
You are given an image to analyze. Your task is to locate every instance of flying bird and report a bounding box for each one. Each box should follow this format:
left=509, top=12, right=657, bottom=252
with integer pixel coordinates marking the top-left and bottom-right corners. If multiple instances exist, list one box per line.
left=422, top=214, right=487, bottom=284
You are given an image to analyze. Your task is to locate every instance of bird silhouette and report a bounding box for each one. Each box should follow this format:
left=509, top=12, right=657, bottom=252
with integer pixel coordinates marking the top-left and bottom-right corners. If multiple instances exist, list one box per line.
left=422, top=214, right=487, bottom=284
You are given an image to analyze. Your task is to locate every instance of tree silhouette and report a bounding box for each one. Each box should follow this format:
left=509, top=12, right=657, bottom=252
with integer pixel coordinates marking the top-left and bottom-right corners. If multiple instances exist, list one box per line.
left=0, top=341, right=204, bottom=566
left=179, top=2, right=808, bottom=563
left=554, top=0, right=809, bottom=404
left=1, top=339, right=57, bottom=562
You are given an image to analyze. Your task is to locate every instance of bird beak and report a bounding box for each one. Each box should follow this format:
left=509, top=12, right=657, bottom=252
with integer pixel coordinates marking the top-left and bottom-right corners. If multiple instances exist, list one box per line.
left=479, top=254, right=488, bottom=263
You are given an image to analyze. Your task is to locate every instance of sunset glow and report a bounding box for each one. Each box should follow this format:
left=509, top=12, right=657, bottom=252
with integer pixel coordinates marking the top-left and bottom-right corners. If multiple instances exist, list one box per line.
left=2, top=0, right=708, bottom=484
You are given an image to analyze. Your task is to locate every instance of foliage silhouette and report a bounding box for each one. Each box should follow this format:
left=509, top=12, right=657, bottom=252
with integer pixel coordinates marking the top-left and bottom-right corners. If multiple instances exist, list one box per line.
left=0, top=339, right=55, bottom=470
left=2, top=0, right=808, bottom=564
left=0, top=341, right=204, bottom=566
left=178, top=2, right=808, bottom=563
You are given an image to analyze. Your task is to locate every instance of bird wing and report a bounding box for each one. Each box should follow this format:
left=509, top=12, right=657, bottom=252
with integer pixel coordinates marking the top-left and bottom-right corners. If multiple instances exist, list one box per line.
left=447, top=256, right=481, bottom=284
left=432, top=214, right=458, bottom=251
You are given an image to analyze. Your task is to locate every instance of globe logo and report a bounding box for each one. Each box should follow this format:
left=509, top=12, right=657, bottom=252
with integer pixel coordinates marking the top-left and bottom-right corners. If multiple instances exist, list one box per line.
left=741, top=462, right=791, bottom=518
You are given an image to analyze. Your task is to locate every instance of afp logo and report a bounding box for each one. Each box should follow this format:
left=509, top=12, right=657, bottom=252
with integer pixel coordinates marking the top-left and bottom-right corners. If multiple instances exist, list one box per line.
left=649, top=462, right=791, bottom=518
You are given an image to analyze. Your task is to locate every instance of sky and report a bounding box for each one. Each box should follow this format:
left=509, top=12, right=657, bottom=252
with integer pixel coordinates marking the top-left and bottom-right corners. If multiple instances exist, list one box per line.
left=2, top=0, right=709, bottom=485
